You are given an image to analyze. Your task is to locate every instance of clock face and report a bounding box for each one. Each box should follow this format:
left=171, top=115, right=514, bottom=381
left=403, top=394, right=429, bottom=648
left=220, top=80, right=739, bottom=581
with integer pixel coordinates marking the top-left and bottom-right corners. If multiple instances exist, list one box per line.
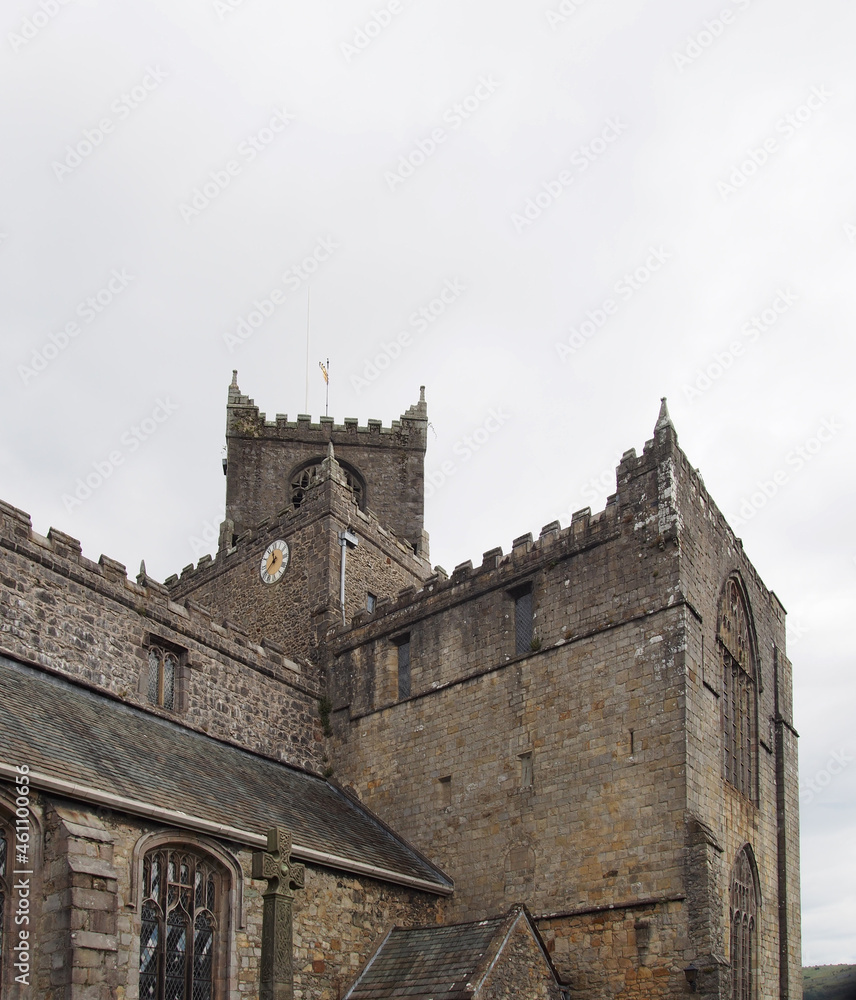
left=260, top=539, right=289, bottom=584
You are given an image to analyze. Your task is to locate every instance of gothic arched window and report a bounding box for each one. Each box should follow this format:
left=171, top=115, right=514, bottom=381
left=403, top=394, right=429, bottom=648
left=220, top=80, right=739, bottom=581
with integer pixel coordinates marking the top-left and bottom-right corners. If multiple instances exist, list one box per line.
left=289, top=459, right=365, bottom=510
left=139, top=847, right=223, bottom=1000
left=719, top=576, right=757, bottom=801
left=147, top=647, right=177, bottom=710
left=730, top=846, right=758, bottom=1000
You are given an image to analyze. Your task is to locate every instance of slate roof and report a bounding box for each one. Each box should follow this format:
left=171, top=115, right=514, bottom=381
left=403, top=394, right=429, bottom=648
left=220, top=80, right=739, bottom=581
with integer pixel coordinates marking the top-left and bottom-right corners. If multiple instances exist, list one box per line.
left=344, top=916, right=507, bottom=999
left=0, top=654, right=451, bottom=893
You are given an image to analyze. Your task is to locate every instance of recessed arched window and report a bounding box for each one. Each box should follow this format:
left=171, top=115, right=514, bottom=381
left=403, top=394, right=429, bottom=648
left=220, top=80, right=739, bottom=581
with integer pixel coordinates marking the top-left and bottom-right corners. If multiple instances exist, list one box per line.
left=139, top=846, right=224, bottom=1000
left=147, top=647, right=177, bottom=710
left=289, top=458, right=365, bottom=510
left=730, top=845, right=759, bottom=1000
left=719, top=576, right=757, bottom=801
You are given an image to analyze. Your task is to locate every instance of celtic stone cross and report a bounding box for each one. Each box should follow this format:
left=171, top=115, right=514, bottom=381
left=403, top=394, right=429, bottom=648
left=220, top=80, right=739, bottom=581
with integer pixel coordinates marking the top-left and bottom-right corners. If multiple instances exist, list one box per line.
left=252, top=827, right=305, bottom=1000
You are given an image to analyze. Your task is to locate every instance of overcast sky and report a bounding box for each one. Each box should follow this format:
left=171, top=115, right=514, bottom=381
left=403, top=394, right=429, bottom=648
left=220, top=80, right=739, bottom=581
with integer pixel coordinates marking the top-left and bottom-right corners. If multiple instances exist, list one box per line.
left=2, top=0, right=853, bottom=966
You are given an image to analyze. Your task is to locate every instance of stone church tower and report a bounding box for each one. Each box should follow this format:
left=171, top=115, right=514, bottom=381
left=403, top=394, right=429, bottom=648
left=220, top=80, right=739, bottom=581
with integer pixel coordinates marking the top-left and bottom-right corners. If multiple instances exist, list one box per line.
left=172, top=378, right=801, bottom=999
left=0, top=374, right=800, bottom=1000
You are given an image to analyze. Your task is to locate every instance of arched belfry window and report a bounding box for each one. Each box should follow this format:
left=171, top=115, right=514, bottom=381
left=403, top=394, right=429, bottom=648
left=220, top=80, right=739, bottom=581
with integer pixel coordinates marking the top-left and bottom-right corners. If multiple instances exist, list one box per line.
left=139, top=846, right=223, bottom=1000
left=289, top=458, right=365, bottom=510
left=730, top=846, right=759, bottom=1000
left=719, top=575, right=757, bottom=800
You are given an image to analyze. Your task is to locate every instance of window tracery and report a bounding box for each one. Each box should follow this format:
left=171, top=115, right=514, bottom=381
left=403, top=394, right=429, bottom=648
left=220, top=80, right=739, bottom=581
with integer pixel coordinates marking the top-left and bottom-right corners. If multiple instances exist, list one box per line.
left=139, top=847, right=222, bottom=1000
left=147, top=647, right=178, bottom=711
left=730, top=846, right=758, bottom=1000
left=289, top=460, right=364, bottom=509
left=719, top=576, right=757, bottom=800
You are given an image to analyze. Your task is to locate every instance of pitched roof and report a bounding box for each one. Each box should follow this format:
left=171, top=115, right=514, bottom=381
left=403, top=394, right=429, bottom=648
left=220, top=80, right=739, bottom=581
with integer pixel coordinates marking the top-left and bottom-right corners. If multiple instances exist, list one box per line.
left=0, top=653, right=451, bottom=894
left=344, top=917, right=506, bottom=999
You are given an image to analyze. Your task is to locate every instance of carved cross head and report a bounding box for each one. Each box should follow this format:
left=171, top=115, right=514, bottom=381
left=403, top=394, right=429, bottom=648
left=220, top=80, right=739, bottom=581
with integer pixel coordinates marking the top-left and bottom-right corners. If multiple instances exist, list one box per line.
left=252, top=826, right=305, bottom=895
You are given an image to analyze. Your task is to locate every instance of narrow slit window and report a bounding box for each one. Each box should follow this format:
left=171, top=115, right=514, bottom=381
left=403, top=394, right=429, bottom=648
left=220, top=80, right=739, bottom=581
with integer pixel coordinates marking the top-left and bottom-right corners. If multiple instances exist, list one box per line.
left=438, top=775, right=452, bottom=808
left=511, top=585, right=534, bottom=655
left=519, top=751, right=533, bottom=789
left=396, top=636, right=411, bottom=700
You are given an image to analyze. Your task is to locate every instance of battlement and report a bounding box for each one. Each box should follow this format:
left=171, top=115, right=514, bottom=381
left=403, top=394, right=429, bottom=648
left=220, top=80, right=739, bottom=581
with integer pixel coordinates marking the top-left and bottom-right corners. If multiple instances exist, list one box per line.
left=328, top=493, right=624, bottom=650
left=0, top=499, right=315, bottom=684
left=224, top=375, right=429, bottom=553
left=326, top=400, right=778, bottom=653
left=227, top=373, right=428, bottom=442
left=169, top=457, right=429, bottom=595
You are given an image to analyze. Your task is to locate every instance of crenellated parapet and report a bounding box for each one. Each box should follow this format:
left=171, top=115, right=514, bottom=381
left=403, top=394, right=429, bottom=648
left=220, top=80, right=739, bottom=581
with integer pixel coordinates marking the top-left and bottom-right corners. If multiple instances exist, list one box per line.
left=227, top=372, right=429, bottom=443
left=330, top=500, right=624, bottom=652
left=224, top=374, right=429, bottom=554
left=169, top=454, right=429, bottom=595
left=0, top=499, right=324, bottom=770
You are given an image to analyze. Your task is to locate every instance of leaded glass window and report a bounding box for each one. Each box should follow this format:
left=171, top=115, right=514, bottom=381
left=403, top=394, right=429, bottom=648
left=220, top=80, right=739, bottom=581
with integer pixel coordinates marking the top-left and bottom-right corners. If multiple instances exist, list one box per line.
left=148, top=648, right=177, bottom=711
left=730, top=847, right=758, bottom=1000
left=719, top=577, right=757, bottom=801
left=139, top=848, right=220, bottom=1000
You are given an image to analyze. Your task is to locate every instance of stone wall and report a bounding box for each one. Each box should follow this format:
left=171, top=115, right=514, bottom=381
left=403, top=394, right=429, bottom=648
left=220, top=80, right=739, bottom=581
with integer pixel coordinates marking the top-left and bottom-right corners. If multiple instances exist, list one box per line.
left=169, top=468, right=431, bottom=658
left=671, top=436, right=801, bottom=999
left=0, top=500, right=325, bottom=772
left=327, top=415, right=800, bottom=998
left=328, top=426, right=693, bottom=992
left=224, top=379, right=428, bottom=555
left=4, top=786, right=440, bottom=1000
left=479, top=914, right=564, bottom=1000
